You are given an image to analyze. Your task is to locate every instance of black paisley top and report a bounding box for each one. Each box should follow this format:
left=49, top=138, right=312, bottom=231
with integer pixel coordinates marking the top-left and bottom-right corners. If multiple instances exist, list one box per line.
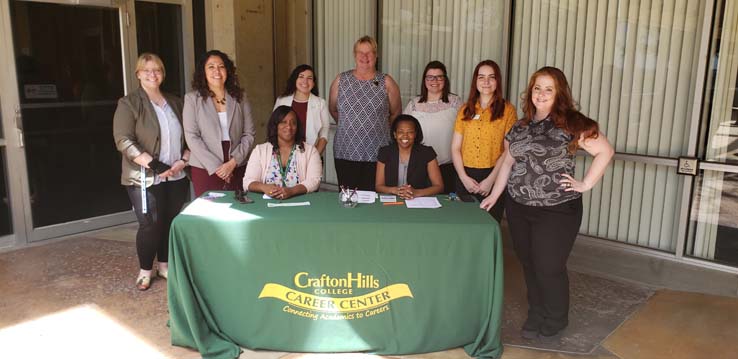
left=505, top=116, right=581, bottom=206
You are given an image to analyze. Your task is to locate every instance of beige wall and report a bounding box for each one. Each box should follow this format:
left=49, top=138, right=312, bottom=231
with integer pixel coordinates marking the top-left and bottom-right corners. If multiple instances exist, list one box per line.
left=205, top=0, right=312, bottom=143
left=274, top=0, right=312, bottom=95
left=206, top=0, right=277, bottom=143
left=234, top=0, right=274, bottom=143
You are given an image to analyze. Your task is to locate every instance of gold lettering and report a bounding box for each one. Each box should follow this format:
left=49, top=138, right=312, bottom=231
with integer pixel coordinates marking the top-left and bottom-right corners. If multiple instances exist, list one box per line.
left=294, top=272, right=309, bottom=288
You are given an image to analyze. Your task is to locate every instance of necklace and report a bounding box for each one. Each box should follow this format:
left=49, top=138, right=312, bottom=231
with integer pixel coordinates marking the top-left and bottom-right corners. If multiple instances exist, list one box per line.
left=209, top=91, right=226, bottom=105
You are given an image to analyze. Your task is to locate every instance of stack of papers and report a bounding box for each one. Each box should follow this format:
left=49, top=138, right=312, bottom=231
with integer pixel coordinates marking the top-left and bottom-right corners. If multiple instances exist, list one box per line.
left=267, top=202, right=311, bottom=207
left=405, top=197, right=442, bottom=209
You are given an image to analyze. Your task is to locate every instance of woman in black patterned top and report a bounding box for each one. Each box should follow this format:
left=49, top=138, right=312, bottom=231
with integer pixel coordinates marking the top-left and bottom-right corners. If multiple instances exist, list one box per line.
left=481, top=67, right=614, bottom=339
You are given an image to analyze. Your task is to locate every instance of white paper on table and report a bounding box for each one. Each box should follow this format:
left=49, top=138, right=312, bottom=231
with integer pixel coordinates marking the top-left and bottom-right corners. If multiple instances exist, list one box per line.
left=405, top=197, right=442, bottom=209
left=356, top=190, right=377, bottom=203
left=263, top=194, right=273, bottom=199
left=182, top=198, right=232, bottom=215
left=267, top=201, right=311, bottom=207
left=379, top=195, right=397, bottom=203
left=204, top=192, right=226, bottom=198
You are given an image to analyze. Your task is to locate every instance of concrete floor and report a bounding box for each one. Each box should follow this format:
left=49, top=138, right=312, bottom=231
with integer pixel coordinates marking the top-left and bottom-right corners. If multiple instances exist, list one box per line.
left=1, top=224, right=737, bottom=359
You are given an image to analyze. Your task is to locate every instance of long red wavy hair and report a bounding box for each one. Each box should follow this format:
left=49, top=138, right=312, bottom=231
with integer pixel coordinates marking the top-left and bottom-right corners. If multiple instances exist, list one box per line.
left=521, top=66, right=599, bottom=153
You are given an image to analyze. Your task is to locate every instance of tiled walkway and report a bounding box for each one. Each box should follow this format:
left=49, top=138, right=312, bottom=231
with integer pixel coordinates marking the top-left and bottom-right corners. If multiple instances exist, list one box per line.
left=1, top=224, right=736, bottom=359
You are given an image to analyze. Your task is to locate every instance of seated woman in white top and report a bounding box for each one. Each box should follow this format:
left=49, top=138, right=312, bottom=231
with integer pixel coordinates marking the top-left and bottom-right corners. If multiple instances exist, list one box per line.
left=273, top=64, right=330, bottom=155
left=243, top=106, right=322, bottom=199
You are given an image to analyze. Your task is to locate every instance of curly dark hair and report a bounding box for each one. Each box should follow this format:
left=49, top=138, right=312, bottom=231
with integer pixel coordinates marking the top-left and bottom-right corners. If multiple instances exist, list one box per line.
left=280, top=64, right=319, bottom=98
left=191, top=50, right=243, bottom=102
left=390, top=114, right=424, bottom=145
left=268, top=106, right=306, bottom=152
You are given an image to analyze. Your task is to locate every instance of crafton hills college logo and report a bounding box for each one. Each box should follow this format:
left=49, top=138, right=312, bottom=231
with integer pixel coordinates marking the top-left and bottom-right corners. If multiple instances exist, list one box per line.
left=258, top=272, right=414, bottom=320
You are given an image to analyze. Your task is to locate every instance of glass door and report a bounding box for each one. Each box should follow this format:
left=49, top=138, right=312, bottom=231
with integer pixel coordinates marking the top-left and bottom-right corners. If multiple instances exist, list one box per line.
left=0, top=101, right=16, bottom=248
left=6, top=0, right=133, bottom=241
left=686, top=0, right=738, bottom=268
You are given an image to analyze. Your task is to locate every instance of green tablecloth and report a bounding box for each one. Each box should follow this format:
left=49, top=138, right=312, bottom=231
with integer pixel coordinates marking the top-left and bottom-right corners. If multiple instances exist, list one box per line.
left=168, top=192, right=504, bottom=359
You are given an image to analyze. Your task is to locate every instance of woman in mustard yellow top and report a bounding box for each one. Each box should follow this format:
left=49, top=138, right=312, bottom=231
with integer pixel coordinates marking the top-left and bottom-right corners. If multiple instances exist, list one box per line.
left=451, top=60, right=517, bottom=222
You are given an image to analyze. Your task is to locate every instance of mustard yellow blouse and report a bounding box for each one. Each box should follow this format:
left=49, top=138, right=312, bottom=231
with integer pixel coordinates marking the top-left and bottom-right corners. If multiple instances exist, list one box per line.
left=453, top=101, right=517, bottom=168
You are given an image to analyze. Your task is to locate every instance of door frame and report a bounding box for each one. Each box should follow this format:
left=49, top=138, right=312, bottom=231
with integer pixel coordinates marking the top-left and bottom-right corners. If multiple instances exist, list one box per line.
left=0, top=0, right=193, bottom=246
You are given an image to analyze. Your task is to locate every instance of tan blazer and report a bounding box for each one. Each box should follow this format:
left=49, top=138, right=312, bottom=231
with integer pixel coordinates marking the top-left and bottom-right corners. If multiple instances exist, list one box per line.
left=113, top=87, right=184, bottom=187
left=183, top=90, right=256, bottom=174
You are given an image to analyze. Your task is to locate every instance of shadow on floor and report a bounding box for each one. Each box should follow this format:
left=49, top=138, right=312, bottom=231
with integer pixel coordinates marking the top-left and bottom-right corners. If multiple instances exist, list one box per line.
left=1, top=228, right=736, bottom=359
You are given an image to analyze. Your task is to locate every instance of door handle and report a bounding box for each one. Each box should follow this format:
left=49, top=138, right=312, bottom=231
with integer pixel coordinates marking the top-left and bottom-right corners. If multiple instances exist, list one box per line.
left=14, top=105, right=24, bottom=148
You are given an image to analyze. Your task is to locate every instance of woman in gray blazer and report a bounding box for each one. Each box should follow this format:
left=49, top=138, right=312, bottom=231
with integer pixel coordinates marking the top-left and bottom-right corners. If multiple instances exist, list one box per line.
left=113, top=53, right=189, bottom=291
left=184, top=50, right=256, bottom=197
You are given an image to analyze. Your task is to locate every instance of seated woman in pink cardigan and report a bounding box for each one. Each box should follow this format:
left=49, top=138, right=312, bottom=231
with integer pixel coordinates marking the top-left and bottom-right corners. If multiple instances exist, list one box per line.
left=243, top=106, right=322, bottom=199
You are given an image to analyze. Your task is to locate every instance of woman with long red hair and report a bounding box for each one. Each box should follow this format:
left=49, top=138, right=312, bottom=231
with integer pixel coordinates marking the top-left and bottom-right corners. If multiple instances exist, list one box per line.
left=481, top=67, right=614, bottom=339
left=451, top=60, right=517, bottom=222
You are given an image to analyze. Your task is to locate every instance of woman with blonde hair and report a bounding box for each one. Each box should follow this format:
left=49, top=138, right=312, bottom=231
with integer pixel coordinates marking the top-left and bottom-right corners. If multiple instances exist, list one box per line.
left=328, top=35, right=402, bottom=190
left=113, top=53, right=189, bottom=290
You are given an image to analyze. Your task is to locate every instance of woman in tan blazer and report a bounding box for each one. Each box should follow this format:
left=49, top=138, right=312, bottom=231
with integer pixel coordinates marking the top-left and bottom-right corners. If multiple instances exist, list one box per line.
left=113, top=53, right=189, bottom=291
left=184, top=50, right=256, bottom=197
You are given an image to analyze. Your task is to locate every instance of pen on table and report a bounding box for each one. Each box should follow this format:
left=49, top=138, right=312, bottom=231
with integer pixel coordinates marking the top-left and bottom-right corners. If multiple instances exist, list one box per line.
left=383, top=201, right=404, bottom=206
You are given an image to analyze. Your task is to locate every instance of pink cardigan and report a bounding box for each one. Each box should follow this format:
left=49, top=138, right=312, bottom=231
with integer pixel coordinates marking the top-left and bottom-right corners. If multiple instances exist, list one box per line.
left=243, top=142, right=323, bottom=192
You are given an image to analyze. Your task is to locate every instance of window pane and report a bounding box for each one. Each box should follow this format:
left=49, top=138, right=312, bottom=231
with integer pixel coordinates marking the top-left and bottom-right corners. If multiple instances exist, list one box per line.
left=509, top=0, right=707, bottom=252
left=687, top=171, right=738, bottom=266
left=135, top=1, right=185, bottom=97
left=701, top=0, right=738, bottom=165
left=11, top=1, right=129, bottom=227
left=687, top=0, right=738, bottom=267
left=314, top=0, right=378, bottom=185
left=381, top=0, right=509, bottom=105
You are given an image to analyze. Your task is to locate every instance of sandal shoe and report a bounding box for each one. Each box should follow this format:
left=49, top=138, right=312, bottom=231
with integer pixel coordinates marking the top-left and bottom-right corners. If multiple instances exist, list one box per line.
left=136, top=275, right=151, bottom=291
left=158, top=268, right=168, bottom=280
left=520, top=328, right=538, bottom=340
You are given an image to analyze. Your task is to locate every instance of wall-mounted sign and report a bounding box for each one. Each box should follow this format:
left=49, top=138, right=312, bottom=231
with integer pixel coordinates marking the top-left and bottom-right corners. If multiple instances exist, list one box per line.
left=24, top=84, right=58, bottom=99
left=677, top=157, right=698, bottom=176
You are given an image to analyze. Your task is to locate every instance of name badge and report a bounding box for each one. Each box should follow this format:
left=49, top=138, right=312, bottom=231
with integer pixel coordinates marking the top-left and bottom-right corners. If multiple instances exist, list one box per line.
left=472, top=114, right=481, bottom=120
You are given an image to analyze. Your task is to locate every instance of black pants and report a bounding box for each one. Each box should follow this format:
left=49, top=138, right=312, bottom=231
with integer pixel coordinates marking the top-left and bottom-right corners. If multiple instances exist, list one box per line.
left=456, top=166, right=504, bottom=222
left=439, top=163, right=458, bottom=194
left=126, top=178, right=190, bottom=270
left=334, top=159, right=377, bottom=191
left=505, top=197, right=583, bottom=331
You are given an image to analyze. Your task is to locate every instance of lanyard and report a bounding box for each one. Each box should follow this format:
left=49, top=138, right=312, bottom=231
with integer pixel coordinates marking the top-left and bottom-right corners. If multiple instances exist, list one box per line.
left=140, top=165, right=147, bottom=214
left=277, top=145, right=296, bottom=187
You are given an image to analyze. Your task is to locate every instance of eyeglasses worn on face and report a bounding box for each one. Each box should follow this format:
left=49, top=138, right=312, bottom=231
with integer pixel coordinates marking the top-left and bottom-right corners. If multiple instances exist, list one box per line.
left=425, top=75, right=445, bottom=81
left=141, top=69, right=162, bottom=75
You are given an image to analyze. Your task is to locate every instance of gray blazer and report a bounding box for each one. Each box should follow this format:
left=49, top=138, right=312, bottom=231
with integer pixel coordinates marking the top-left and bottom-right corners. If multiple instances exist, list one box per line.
left=113, top=87, right=184, bottom=186
left=183, top=90, right=256, bottom=174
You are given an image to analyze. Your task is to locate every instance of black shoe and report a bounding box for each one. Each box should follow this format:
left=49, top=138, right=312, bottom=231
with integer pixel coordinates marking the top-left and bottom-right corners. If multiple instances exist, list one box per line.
left=539, top=323, right=566, bottom=338
left=520, top=316, right=542, bottom=340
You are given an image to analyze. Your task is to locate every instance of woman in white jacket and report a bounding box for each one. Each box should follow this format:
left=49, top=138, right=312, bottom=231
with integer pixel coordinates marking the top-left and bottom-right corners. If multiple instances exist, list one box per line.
left=273, top=64, right=330, bottom=155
